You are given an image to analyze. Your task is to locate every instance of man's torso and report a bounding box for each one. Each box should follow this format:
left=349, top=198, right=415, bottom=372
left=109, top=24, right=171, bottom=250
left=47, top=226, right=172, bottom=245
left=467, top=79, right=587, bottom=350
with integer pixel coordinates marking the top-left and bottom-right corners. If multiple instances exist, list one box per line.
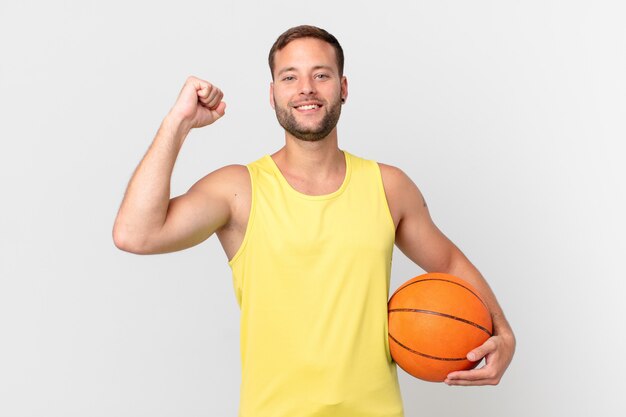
left=215, top=156, right=402, bottom=261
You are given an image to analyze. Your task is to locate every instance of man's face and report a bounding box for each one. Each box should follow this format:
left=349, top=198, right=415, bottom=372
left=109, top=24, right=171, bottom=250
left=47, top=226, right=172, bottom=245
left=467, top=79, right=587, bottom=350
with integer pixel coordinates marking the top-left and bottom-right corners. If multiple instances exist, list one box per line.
left=270, top=37, right=347, bottom=142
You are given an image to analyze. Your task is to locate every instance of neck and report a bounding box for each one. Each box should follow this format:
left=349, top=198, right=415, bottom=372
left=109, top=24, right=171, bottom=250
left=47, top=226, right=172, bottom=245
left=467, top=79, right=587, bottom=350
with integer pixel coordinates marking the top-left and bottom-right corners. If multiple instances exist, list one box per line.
left=271, top=128, right=344, bottom=179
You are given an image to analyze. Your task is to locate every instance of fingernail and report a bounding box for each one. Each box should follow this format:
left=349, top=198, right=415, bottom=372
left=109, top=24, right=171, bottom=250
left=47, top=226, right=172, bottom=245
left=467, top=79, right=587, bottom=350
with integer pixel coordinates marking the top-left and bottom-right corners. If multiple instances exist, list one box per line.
left=468, top=353, right=476, bottom=361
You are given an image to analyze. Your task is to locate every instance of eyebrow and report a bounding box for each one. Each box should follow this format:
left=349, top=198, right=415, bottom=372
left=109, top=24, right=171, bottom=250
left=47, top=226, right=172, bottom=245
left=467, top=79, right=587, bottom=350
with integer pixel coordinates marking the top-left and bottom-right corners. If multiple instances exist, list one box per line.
left=277, top=65, right=334, bottom=76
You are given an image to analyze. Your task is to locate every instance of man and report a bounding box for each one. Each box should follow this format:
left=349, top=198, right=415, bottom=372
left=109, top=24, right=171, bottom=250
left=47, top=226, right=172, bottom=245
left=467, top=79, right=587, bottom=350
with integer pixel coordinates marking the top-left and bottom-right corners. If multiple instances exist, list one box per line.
left=113, top=25, right=515, bottom=417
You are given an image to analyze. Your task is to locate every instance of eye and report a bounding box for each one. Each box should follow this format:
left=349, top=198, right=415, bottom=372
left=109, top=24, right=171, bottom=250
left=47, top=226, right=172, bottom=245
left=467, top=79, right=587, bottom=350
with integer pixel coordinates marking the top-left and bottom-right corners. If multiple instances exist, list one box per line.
left=315, top=73, right=330, bottom=80
left=282, top=75, right=295, bottom=81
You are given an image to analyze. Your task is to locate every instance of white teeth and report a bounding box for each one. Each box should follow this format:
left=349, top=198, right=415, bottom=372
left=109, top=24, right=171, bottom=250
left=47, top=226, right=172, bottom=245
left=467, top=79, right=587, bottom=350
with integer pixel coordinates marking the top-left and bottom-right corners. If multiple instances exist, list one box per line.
left=297, top=104, right=319, bottom=110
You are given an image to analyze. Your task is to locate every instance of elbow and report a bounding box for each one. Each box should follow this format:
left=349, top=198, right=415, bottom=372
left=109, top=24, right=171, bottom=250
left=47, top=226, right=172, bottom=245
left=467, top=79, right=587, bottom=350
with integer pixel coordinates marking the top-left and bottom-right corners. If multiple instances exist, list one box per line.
left=112, top=228, right=132, bottom=252
left=112, top=227, right=146, bottom=254
left=440, top=247, right=471, bottom=276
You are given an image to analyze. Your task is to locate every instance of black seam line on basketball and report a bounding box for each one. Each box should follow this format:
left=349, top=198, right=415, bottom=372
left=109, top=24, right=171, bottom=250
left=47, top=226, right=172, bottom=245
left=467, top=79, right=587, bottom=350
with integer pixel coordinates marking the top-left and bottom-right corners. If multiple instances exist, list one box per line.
left=389, top=308, right=493, bottom=337
left=393, top=278, right=490, bottom=311
left=388, top=333, right=467, bottom=361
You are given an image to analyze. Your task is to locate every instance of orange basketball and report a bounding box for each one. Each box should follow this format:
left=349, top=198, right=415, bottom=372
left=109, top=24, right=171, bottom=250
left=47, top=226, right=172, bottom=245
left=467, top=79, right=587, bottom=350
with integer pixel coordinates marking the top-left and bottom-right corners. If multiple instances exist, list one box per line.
left=388, top=272, right=493, bottom=382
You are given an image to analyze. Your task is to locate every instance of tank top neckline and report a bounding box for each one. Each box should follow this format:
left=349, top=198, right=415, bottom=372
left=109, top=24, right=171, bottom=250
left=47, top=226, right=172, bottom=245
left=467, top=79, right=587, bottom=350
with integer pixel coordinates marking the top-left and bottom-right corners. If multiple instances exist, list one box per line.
left=264, top=150, right=353, bottom=201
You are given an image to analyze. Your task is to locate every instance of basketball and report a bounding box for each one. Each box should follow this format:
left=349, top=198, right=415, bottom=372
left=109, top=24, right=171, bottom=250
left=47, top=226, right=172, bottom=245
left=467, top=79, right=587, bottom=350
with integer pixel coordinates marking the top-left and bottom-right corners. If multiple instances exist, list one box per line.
left=388, top=272, right=493, bottom=382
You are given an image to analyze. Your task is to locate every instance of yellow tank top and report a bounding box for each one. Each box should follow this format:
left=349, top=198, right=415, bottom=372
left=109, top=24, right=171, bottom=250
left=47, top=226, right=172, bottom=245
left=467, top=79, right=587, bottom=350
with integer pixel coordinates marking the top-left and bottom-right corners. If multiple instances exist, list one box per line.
left=228, top=150, right=405, bottom=417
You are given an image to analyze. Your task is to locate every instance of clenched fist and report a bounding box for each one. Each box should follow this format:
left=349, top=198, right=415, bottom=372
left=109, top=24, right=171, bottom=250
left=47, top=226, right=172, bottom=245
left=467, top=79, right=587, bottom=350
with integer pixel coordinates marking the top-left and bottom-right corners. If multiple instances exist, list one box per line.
left=168, top=76, right=226, bottom=129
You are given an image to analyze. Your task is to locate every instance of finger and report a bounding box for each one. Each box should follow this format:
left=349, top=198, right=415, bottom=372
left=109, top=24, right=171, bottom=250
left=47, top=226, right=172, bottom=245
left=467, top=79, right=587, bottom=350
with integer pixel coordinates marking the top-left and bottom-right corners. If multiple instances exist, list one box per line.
left=198, top=86, right=224, bottom=109
left=206, top=89, right=223, bottom=110
left=210, top=101, right=227, bottom=118
left=200, top=86, right=219, bottom=104
left=444, top=377, right=495, bottom=386
left=197, top=83, right=214, bottom=102
left=445, top=365, right=501, bottom=385
left=467, top=337, right=497, bottom=362
left=446, top=364, right=494, bottom=382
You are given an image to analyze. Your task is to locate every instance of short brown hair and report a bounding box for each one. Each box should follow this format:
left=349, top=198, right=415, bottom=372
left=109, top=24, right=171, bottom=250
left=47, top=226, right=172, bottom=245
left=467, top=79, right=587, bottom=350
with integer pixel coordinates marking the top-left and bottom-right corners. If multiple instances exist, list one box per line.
left=268, top=25, right=344, bottom=79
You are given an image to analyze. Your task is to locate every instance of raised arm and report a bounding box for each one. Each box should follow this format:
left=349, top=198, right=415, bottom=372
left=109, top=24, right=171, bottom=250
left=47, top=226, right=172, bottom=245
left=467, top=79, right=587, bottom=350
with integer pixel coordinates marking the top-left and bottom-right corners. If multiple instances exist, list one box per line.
left=380, top=163, right=516, bottom=386
left=112, top=76, right=234, bottom=254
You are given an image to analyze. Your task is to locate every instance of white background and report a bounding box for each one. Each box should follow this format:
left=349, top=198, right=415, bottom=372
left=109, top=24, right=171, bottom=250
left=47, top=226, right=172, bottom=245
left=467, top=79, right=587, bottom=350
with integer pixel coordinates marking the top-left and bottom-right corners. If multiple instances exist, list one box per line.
left=1, top=1, right=624, bottom=416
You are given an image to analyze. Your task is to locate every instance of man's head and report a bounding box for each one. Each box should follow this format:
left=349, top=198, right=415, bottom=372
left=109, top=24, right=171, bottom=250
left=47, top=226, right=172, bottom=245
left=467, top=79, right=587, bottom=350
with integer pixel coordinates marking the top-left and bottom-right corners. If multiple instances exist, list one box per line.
left=268, top=25, right=347, bottom=142
left=268, top=25, right=344, bottom=80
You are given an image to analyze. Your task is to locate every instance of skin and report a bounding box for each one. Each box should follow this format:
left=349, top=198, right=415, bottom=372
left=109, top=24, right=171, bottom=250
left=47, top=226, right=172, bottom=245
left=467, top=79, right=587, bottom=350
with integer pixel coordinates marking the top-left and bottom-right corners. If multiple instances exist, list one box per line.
left=113, top=37, right=515, bottom=387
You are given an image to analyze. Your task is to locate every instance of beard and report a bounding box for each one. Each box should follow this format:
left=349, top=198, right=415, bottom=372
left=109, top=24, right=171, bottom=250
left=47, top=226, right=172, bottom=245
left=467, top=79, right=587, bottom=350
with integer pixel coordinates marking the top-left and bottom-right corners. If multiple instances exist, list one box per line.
left=274, top=94, right=342, bottom=142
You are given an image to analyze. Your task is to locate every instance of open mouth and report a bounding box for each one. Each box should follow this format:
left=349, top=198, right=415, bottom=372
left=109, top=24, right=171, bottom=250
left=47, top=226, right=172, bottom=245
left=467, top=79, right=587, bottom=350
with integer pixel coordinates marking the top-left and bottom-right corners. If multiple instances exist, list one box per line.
left=296, top=104, right=320, bottom=110
left=292, top=101, right=323, bottom=112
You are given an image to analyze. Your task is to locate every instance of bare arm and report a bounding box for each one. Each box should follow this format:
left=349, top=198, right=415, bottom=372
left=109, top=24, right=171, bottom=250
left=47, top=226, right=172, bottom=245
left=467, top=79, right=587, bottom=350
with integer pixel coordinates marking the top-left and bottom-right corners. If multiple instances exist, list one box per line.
left=381, top=164, right=516, bottom=385
left=112, top=76, right=228, bottom=254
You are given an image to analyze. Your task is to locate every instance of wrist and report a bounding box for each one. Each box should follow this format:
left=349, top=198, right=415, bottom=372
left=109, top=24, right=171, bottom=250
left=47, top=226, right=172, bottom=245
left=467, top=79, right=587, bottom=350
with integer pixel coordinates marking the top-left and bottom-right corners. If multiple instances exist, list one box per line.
left=495, top=324, right=516, bottom=348
left=164, top=112, right=194, bottom=135
left=162, top=113, right=193, bottom=145
left=492, top=314, right=515, bottom=338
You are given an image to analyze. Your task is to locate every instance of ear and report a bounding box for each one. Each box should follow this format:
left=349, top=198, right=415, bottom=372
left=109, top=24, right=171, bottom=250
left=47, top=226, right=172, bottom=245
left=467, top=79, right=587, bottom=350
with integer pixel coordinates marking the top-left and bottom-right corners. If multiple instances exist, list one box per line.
left=269, top=82, right=275, bottom=109
left=341, top=76, right=348, bottom=103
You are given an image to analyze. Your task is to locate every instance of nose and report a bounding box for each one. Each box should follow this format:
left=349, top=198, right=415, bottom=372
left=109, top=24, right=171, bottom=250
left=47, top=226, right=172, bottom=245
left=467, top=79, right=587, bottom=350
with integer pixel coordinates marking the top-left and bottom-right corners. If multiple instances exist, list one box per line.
left=299, top=77, right=316, bottom=95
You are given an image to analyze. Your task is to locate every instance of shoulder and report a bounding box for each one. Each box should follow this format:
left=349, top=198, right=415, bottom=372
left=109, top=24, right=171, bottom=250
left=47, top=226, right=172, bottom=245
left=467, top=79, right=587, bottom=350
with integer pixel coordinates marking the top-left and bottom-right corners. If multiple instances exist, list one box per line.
left=347, top=152, right=422, bottom=201
left=348, top=151, right=412, bottom=186
left=377, top=162, right=426, bottom=215
left=188, top=164, right=250, bottom=200
left=190, top=164, right=251, bottom=228
left=213, top=164, right=250, bottom=185
left=377, top=162, right=419, bottom=192
left=198, top=163, right=248, bottom=182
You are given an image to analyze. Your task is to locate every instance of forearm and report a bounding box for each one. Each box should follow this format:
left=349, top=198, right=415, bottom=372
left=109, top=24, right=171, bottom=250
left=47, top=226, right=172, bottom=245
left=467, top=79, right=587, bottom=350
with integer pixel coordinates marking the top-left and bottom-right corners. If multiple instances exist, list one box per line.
left=447, top=251, right=515, bottom=341
left=113, top=114, right=192, bottom=250
left=441, top=251, right=516, bottom=385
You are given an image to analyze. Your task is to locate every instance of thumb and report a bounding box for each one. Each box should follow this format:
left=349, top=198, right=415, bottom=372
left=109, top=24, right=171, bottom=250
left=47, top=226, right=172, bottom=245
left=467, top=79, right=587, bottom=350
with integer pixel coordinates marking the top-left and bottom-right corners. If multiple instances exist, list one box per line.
left=467, top=338, right=496, bottom=361
left=211, top=101, right=227, bottom=118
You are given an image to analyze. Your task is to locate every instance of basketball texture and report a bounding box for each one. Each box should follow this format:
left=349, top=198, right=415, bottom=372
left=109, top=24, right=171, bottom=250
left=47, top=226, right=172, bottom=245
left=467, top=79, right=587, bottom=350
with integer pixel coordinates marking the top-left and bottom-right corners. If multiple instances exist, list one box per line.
left=388, top=272, right=493, bottom=382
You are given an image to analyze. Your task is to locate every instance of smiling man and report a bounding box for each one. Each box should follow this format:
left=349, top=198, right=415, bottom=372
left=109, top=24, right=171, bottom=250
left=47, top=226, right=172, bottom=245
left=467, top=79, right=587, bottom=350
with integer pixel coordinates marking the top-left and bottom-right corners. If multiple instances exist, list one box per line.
left=113, top=25, right=515, bottom=417
left=270, top=36, right=346, bottom=142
